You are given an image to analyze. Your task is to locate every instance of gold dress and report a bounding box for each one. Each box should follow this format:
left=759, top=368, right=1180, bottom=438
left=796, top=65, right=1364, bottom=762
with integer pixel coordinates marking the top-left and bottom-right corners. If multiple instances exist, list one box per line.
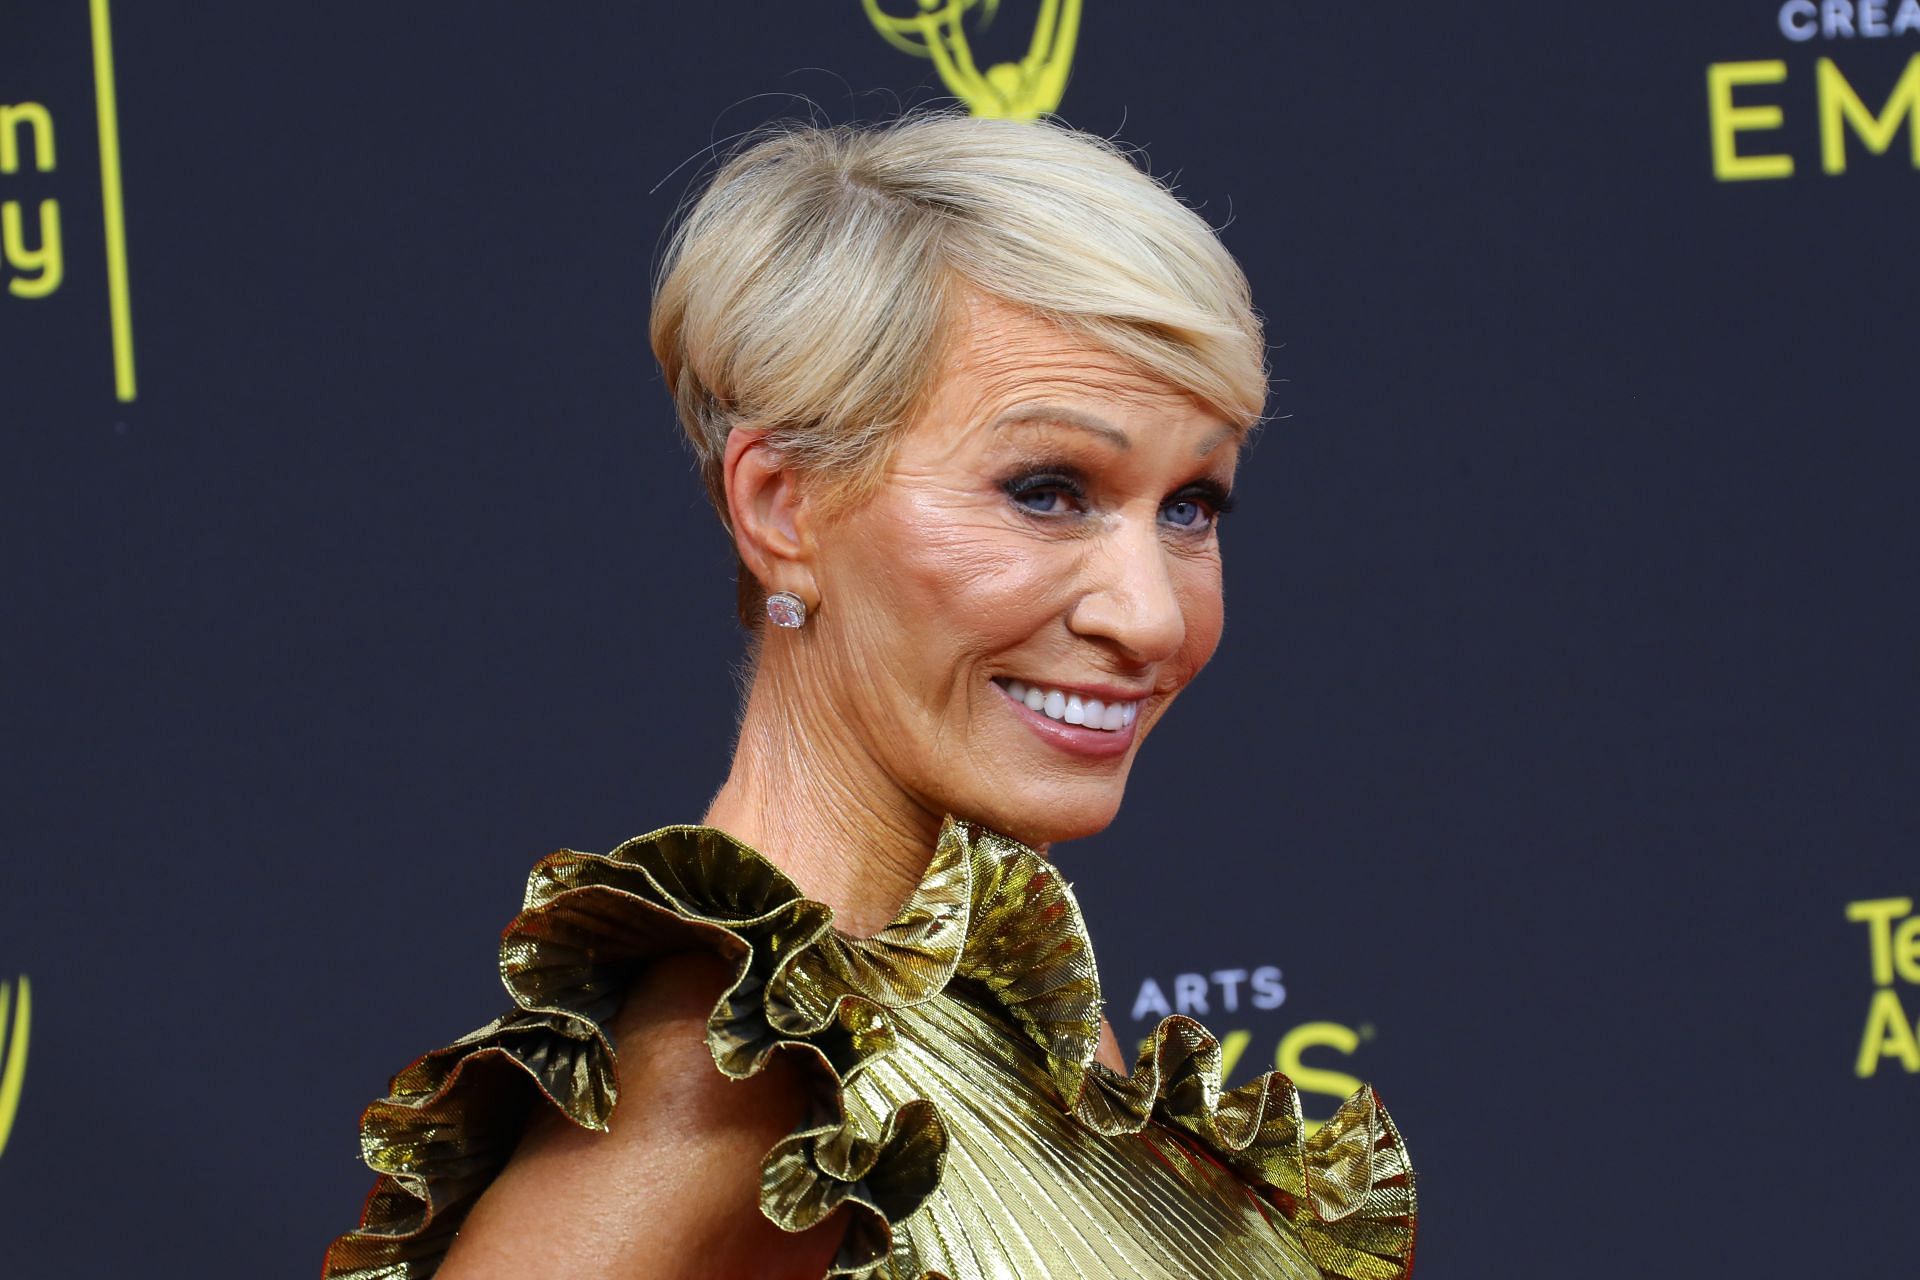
left=323, top=819, right=1417, bottom=1279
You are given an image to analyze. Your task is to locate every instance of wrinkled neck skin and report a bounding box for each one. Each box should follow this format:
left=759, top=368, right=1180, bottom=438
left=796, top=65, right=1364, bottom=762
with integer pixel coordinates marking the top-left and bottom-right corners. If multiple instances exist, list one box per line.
left=706, top=636, right=1127, bottom=1071
left=704, top=642, right=1018, bottom=939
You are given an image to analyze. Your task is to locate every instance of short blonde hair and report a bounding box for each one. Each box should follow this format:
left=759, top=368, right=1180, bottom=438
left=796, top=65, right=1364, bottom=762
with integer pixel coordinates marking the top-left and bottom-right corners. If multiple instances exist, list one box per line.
left=649, top=111, right=1266, bottom=616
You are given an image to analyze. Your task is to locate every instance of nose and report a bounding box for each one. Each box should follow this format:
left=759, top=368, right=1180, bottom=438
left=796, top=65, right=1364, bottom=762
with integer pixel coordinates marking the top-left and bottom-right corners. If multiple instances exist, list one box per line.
left=1066, top=516, right=1187, bottom=665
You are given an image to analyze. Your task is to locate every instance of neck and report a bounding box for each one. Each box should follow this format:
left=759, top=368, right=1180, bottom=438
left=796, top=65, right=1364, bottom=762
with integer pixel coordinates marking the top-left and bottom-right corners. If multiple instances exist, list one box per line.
left=703, top=647, right=942, bottom=937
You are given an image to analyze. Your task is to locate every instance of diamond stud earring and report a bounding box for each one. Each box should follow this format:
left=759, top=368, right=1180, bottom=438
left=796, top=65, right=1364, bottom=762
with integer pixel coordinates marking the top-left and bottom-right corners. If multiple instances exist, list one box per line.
left=765, top=590, right=808, bottom=629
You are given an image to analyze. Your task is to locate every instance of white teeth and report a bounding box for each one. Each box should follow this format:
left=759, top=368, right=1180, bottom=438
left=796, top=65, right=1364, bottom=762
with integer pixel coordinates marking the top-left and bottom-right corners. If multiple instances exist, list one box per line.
left=998, top=679, right=1141, bottom=733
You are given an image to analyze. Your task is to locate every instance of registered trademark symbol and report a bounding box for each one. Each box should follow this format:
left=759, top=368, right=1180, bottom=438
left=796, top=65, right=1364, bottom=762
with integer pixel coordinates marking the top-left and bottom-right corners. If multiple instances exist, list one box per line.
left=1359, top=1024, right=1377, bottom=1041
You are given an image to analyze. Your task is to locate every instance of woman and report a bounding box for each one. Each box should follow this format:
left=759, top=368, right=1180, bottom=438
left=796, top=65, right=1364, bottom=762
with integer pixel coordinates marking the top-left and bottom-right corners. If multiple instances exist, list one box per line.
left=324, top=112, right=1416, bottom=1279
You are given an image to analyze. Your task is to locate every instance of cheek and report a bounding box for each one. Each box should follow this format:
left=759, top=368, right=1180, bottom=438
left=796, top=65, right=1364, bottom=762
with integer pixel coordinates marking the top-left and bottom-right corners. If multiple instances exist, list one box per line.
left=1174, top=556, right=1227, bottom=674
left=840, top=494, right=1074, bottom=674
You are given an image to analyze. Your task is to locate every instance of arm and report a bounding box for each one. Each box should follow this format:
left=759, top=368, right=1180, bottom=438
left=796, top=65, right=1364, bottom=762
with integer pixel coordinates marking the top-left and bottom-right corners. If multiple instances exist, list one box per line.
left=438, top=949, right=848, bottom=1280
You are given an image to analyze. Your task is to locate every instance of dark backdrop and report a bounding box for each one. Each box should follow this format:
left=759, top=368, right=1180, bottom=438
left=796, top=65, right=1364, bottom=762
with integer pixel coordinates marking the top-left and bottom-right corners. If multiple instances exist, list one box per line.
left=3, top=2, right=1916, bottom=1274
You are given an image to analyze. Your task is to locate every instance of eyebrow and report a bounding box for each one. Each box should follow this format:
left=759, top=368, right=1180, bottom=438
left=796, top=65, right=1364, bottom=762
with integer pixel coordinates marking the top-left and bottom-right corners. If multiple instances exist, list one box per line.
left=992, top=401, right=1244, bottom=458
left=990, top=402, right=1131, bottom=448
left=1192, top=424, right=1241, bottom=457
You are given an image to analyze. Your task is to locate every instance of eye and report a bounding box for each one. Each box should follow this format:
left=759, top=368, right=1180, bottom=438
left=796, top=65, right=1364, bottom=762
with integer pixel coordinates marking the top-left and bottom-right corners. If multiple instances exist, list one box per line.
left=1162, top=499, right=1208, bottom=528
left=1002, top=470, right=1086, bottom=517
left=1160, top=481, right=1235, bottom=531
left=1015, top=487, right=1070, bottom=514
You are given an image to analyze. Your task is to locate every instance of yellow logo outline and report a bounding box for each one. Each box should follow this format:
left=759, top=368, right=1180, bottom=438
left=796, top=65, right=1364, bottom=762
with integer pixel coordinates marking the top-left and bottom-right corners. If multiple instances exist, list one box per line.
left=4, top=2, right=135, bottom=400
left=862, top=0, right=1081, bottom=121
left=91, top=0, right=136, bottom=401
left=0, top=975, right=29, bottom=1159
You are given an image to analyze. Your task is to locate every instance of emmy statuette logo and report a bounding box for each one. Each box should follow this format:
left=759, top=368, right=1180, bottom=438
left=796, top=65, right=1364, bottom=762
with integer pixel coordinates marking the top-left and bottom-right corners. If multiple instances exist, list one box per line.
left=0, top=975, right=29, bottom=1159
left=863, top=0, right=1081, bottom=120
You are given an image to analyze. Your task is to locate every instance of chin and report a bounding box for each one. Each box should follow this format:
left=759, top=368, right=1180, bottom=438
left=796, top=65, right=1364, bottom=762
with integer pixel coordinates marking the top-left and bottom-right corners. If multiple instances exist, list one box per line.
left=971, top=785, right=1126, bottom=850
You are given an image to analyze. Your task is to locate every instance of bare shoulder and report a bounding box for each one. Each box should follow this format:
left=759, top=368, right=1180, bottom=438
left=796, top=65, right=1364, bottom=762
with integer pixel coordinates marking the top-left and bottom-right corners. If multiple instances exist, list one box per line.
left=438, top=949, right=846, bottom=1280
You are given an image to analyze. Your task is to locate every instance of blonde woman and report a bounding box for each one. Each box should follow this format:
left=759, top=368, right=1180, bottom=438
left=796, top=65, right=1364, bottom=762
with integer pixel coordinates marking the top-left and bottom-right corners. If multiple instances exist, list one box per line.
left=324, top=111, right=1417, bottom=1280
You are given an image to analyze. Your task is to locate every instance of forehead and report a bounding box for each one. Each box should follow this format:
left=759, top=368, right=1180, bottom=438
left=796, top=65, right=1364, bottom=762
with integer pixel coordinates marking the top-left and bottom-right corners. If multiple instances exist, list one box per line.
left=929, top=296, right=1239, bottom=441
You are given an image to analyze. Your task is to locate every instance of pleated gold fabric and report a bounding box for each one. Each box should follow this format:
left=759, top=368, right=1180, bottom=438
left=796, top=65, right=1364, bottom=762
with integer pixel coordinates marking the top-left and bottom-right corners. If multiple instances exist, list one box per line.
left=322, top=818, right=1417, bottom=1279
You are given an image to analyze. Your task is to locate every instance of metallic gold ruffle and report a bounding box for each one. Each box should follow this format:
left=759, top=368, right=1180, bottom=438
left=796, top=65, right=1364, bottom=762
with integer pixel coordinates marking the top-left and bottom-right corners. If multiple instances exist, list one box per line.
left=323, top=819, right=1417, bottom=1279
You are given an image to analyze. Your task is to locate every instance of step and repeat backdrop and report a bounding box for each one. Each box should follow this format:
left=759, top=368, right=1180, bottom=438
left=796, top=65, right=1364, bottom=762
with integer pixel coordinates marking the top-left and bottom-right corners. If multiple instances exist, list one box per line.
left=2, top=2, right=1915, bottom=1275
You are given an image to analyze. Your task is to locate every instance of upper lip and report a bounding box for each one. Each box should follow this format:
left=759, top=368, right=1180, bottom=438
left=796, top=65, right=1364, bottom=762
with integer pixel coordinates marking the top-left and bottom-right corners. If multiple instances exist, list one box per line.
left=996, top=675, right=1153, bottom=703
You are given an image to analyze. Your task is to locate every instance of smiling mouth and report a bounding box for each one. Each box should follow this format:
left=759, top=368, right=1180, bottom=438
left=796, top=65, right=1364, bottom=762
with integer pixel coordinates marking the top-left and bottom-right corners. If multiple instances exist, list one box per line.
left=992, top=677, right=1141, bottom=732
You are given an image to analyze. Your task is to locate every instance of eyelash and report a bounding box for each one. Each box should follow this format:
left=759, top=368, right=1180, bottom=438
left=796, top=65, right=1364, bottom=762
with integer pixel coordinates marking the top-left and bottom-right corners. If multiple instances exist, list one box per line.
left=1000, top=470, right=1236, bottom=530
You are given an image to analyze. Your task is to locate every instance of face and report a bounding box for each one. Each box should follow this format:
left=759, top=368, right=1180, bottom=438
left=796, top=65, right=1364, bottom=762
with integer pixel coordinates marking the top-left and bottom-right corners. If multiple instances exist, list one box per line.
left=797, top=296, right=1244, bottom=849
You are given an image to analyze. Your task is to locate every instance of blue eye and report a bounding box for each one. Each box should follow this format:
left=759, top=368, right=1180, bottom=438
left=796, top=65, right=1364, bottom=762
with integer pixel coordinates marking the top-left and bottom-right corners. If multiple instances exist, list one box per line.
left=1003, top=471, right=1085, bottom=517
left=1015, top=488, right=1067, bottom=514
left=1161, top=482, right=1235, bottom=531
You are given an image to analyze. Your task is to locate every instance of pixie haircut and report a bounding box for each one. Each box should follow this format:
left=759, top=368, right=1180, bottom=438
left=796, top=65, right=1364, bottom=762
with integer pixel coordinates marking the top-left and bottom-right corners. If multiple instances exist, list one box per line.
left=649, top=111, right=1267, bottom=620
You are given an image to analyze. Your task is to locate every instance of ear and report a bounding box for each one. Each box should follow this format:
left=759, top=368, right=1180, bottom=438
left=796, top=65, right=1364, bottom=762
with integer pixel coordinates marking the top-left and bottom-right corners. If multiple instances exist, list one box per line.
left=722, top=428, right=819, bottom=607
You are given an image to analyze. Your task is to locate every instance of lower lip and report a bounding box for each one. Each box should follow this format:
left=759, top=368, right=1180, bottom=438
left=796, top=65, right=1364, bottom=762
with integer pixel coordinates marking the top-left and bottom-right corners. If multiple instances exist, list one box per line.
left=994, top=683, right=1139, bottom=760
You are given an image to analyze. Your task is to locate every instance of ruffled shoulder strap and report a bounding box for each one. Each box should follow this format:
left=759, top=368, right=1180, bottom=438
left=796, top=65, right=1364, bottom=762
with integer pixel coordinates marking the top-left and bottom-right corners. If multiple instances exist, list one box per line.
left=322, top=826, right=949, bottom=1279
left=936, top=819, right=1419, bottom=1280
left=1078, top=1020, right=1417, bottom=1280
